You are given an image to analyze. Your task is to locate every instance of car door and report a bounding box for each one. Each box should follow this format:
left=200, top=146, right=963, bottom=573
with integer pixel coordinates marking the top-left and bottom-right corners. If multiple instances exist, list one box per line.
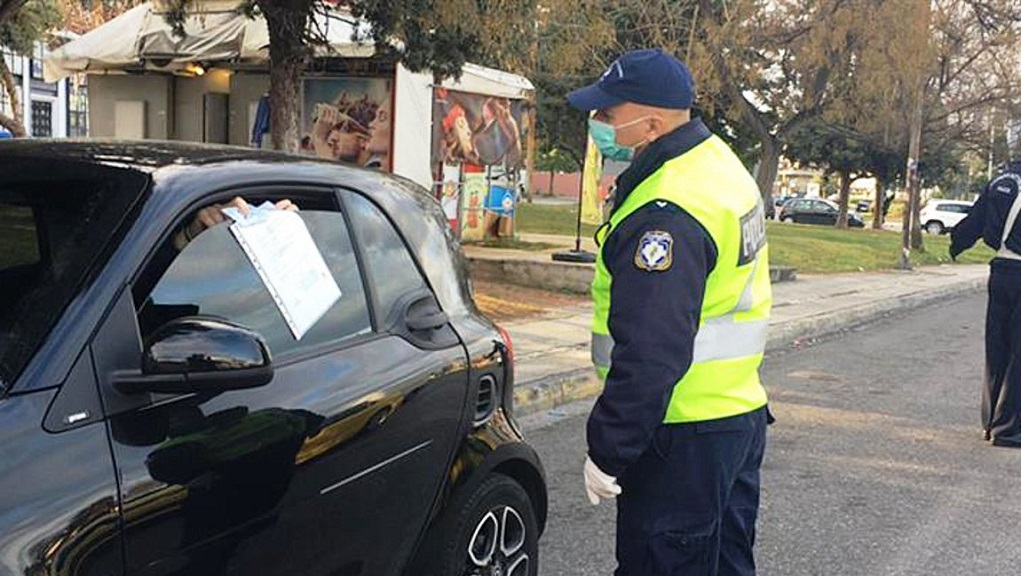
left=946, top=203, right=969, bottom=228
left=93, top=187, right=469, bottom=576
left=793, top=199, right=813, bottom=223
left=793, top=200, right=813, bottom=223
left=785, top=199, right=804, bottom=222
left=812, top=200, right=836, bottom=225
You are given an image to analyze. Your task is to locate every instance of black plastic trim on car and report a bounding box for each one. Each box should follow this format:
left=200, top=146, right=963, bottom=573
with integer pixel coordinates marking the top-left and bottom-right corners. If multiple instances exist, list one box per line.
left=473, top=374, right=499, bottom=426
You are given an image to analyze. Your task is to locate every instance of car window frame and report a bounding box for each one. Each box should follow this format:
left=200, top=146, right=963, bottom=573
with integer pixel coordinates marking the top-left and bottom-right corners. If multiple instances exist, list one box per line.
left=2, top=169, right=152, bottom=394
left=336, top=186, right=442, bottom=333
left=129, top=184, right=384, bottom=371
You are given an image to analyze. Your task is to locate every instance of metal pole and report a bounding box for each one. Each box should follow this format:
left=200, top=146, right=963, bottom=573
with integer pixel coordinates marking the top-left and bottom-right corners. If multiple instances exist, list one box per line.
left=551, top=145, right=596, bottom=263
left=573, top=171, right=584, bottom=252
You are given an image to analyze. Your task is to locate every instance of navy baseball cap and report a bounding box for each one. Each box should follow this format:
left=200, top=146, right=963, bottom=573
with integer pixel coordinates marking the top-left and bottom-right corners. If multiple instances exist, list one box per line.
left=567, top=48, right=695, bottom=111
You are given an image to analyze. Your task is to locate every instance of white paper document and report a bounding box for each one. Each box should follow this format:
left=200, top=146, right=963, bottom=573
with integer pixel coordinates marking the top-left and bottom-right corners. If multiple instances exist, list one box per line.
left=225, top=203, right=341, bottom=340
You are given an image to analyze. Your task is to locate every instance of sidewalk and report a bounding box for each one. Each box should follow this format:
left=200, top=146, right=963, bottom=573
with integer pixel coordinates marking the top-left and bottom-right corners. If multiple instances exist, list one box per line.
left=501, top=262, right=990, bottom=417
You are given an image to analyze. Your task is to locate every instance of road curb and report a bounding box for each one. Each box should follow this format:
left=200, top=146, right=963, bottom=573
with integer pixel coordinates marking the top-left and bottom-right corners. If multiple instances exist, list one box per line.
left=512, top=276, right=985, bottom=419
left=469, top=257, right=799, bottom=295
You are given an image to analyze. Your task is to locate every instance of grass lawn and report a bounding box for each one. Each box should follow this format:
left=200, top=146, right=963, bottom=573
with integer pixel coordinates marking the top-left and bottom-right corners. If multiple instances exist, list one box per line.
left=766, top=221, right=993, bottom=273
left=514, top=202, right=994, bottom=273
left=516, top=202, right=600, bottom=238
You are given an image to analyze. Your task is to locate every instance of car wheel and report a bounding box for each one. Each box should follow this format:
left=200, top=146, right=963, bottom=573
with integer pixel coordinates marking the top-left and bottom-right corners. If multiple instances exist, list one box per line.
left=925, top=221, right=944, bottom=235
left=420, top=474, right=538, bottom=576
left=781, top=215, right=793, bottom=223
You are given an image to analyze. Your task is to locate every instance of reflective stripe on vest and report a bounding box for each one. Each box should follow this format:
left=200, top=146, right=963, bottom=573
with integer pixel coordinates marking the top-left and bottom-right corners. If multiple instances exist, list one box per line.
left=592, top=318, right=768, bottom=369
left=591, top=260, right=768, bottom=370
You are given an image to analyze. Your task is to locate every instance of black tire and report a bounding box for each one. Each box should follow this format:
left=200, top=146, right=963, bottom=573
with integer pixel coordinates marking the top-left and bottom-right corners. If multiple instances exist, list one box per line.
left=925, top=220, right=944, bottom=235
left=781, top=215, right=794, bottom=223
left=419, top=474, right=539, bottom=576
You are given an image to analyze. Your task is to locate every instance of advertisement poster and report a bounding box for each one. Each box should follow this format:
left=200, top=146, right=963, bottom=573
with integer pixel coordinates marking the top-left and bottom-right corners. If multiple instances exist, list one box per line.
left=485, top=183, right=516, bottom=218
left=302, top=77, right=393, bottom=170
left=441, top=163, right=462, bottom=233
left=461, top=171, right=487, bottom=242
left=433, top=88, right=527, bottom=168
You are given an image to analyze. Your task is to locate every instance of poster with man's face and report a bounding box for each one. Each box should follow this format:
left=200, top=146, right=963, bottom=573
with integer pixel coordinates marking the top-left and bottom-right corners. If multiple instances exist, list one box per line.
left=303, top=77, right=393, bottom=170
left=432, top=88, right=527, bottom=168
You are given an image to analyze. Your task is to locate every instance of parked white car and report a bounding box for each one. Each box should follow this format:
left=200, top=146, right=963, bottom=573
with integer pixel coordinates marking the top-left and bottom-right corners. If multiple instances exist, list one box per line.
left=920, top=199, right=974, bottom=234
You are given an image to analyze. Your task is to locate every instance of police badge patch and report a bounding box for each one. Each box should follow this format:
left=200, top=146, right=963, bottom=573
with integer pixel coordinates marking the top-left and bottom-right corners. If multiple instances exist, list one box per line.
left=634, top=230, right=673, bottom=271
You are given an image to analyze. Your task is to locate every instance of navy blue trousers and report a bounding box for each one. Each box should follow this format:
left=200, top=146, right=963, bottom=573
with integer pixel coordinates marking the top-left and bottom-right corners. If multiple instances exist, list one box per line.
left=614, top=407, right=767, bottom=576
left=984, top=263, right=1021, bottom=442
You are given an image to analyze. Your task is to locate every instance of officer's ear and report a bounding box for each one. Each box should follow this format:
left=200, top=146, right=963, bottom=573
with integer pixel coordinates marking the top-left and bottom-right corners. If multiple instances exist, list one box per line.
left=645, top=115, right=667, bottom=141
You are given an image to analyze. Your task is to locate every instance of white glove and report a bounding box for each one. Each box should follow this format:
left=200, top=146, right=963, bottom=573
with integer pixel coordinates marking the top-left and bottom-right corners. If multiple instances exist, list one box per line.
left=584, top=456, right=622, bottom=505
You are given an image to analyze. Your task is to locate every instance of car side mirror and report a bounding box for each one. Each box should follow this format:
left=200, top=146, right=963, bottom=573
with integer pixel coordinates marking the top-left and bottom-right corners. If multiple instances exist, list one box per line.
left=115, top=317, right=273, bottom=395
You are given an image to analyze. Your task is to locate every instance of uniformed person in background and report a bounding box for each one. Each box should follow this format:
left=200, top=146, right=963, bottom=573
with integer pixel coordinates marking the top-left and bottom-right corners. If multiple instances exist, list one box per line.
left=951, top=156, right=1021, bottom=447
left=568, top=49, right=771, bottom=576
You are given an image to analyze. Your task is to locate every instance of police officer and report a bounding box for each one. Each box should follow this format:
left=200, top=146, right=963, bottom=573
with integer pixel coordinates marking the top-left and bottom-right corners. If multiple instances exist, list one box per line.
left=569, top=49, right=770, bottom=575
left=950, top=158, right=1021, bottom=447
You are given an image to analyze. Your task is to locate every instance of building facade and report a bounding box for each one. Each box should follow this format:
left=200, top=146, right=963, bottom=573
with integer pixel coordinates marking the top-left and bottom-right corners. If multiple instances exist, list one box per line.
left=1, top=40, right=87, bottom=138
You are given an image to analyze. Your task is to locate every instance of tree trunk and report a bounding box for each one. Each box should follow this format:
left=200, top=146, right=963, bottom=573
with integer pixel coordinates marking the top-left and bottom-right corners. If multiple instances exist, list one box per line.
left=910, top=187, right=924, bottom=251
left=259, top=0, right=311, bottom=153
left=836, top=171, right=851, bottom=229
left=872, top=178, right=884, bottom=230
left=900, top=87, right=924, bottom=270
left=900, top=0, right=931, bottom=265
left=547, top=170, right=555, bottom=196
left=755, top=137, right=780, bottom=207
left=0, top=55, right=26, bottom=137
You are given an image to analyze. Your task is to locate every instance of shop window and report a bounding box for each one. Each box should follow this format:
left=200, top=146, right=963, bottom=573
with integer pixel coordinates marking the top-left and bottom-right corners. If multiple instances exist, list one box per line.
left=68, top=78, right=89, bottom=137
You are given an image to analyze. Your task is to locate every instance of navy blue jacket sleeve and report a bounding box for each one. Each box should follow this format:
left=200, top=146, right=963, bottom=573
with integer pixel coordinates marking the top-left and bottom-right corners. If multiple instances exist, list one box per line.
left=586, top=202, right=718, bottom=477
left=950, top=190, right=987, bottom=258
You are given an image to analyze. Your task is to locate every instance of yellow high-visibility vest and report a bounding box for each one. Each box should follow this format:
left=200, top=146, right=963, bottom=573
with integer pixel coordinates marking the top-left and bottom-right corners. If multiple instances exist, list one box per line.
left=592, top=134, right=770, bottom=423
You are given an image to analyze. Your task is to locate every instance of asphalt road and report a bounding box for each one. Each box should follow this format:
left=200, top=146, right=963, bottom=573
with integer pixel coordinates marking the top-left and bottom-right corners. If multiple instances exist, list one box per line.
left=522, top=291, right=1021, bottom=576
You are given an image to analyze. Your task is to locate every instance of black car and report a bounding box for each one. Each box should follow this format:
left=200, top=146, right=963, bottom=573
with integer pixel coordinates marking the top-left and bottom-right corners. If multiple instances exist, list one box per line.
left=778, top=197, right=865, bottom=228
left=0, top=141, right=546, bottom=576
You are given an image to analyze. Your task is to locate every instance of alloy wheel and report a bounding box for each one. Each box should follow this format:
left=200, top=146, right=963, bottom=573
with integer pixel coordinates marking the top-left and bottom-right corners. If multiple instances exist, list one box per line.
left=464, top=505, right=529, bottom=576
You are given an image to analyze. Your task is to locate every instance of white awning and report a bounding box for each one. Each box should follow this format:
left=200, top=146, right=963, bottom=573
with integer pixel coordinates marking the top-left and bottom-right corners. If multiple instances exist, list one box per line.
left=440, top=62, right=534, bottom=100
left=44, top=1, right=374, bottom=82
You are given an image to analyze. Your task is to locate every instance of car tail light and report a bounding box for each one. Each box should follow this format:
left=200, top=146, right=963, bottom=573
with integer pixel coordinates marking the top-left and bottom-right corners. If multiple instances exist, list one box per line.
left=497, top=325, right=514, bottom=366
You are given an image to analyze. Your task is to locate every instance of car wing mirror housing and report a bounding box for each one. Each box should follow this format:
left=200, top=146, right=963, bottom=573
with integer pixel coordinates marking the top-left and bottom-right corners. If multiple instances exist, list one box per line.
left=116, top=316, right=273, bottom=395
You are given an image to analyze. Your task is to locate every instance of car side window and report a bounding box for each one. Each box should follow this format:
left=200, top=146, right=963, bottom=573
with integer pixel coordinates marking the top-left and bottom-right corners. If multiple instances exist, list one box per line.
left=341, top=191, right=431, bottom=326
left=139, top=210, right=371, bottom=358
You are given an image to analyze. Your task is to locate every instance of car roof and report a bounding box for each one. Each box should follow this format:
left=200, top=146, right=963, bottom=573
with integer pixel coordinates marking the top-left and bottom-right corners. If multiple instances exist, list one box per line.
left=794, top=198, right=835, bottom=207
left=0, top=139, right=431, bottom=205
left=0, top=139, right=301, bottom=171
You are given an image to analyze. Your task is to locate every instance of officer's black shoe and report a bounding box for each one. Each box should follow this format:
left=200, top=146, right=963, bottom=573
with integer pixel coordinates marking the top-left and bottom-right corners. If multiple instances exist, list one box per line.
left=984, top=429, right=992, bottom=441
left=991, top=436, right=1021, bottom=448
